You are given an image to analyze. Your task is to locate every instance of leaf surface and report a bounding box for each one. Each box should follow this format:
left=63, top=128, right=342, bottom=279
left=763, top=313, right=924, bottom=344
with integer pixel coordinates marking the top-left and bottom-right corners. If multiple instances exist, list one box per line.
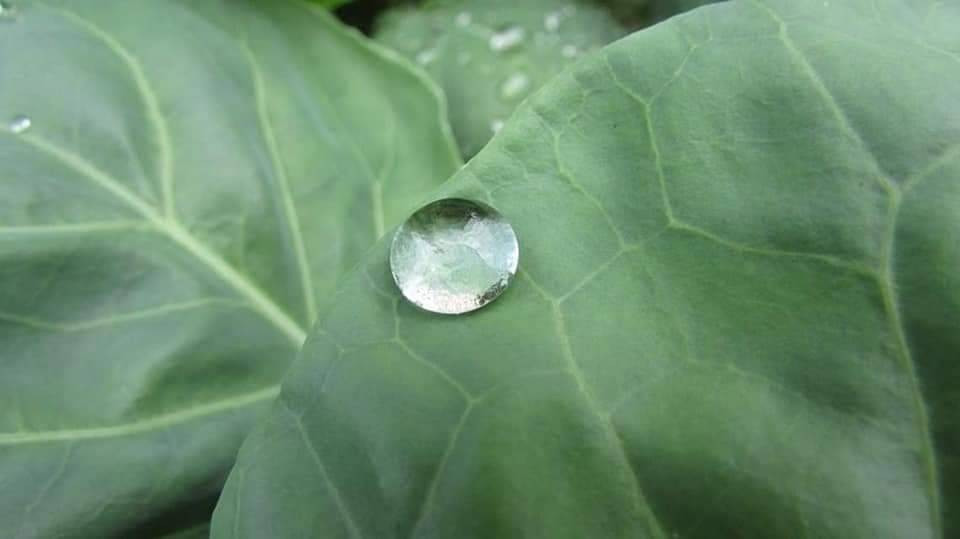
left=0, top=0, right=458, bottom=535
left=214, top=0, right=960, bottom=537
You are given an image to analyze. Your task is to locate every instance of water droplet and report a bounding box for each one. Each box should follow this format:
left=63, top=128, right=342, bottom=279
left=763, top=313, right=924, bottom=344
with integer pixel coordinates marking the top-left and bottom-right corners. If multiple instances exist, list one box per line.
left=8, top=115, right=31, bottom=134
left=390, top=198, right=519, bottom=315
left=0, top=0, right=17, bottom=20
left=455, top=12, right=472, bottom=27
left=489, top=26, right=525, bottom=53
left=544, top=12, right=561, bottom=32
left=499, top=73, right=531, bottom=100
left=490, top=119, right=505, bottom=133
left=561, top=44, right=579, bottom=59
left=416, top=48, right=438, bottom=66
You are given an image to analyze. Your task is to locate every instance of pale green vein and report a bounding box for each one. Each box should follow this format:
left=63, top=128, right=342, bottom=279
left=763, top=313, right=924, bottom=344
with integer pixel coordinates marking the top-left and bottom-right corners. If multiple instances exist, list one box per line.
left=551, top=301, right=668, bottom=539
left=13, top=133, right=157, bottom=218
left=750, top=0, right=897, bottom=196
left=47, top=4, right=176, bottom=219
left=0, top=221, right=152, bottom=237
left=527, top=105, right=627, bottom=249
left=244, top=43, right=318, bottom=324
left=0, top=386, right=279, bottom=445
left=9, top=132, right=306, bottom=345
left=163, top=221, right=306, bottom=344
left=409, top=403, right=472, bottom=537
left=883, top=193, right=942, bottom=535
left=0, top=298, right=246, bottom=333
left=282, top=403, right=362, bottom=539
left=395, top=337, right=474, bottom=402
left=669, top=220, right=879, bottom=277
left=904, top=141, right=960, bottom=193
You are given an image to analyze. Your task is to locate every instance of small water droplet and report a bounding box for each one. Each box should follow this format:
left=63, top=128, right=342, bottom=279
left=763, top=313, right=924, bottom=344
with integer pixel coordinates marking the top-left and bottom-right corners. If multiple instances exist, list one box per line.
left=0, top=0, right=17, bottom=20
left=490, top=119, right=505, bottom=133
left=390, top=198, right=519, bottom=315
left=544, top=12, right=561, bottom=32
left=489, top=26, right=525, bottom=53
left=416, top=48, right=438, bottom=66
left=455, top=12, right=472, bottom=27
left=561, top=44, right=579, bottom=59
left=499, top=72, right=531, bottom=100
left=8, top=115, right=31, bottom=134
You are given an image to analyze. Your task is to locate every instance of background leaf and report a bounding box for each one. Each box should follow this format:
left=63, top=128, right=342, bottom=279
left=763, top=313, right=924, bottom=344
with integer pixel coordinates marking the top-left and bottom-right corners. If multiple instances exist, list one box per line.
left=214, top=0, right=960, bottom=537
left=375, top=0, right=625, bottom=157
left=0, top=0, right=458, bottom=535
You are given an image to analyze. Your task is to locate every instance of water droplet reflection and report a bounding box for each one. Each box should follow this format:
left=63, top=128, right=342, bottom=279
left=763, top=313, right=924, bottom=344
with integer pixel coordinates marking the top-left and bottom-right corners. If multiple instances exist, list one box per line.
left=489, top=26, right=525, bottom=52
left=8, top=115, right=31, bottom=134
left=390, top=198, right=519, bottom=315
left=499, top=72, right=530, bottom=100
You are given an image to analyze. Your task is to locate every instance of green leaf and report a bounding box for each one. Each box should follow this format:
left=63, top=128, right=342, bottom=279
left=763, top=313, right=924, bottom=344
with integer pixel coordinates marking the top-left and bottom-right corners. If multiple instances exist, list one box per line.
left=0, top=0, right=459, bottom=536
left=213, top=0, right=960, bottom=537
left=375, top=0, right=625, bottom=157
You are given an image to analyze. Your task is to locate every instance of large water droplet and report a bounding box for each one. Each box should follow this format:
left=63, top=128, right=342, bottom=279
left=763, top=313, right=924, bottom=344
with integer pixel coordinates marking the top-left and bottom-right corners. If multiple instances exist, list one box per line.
left=544, top=12, right=561, bottom=32
left=455, top=12, right=472, bottom=27
left=499, top=72, right=530, bottom=100
left=8, top=115, right=31, bottom=134
left=489, top=26, right=525, bottom=53
left=416, top=48, right=438, bottom=66
left=390, top=198, right=519, bottom=315
left=561, top=44, right=579, bottom=59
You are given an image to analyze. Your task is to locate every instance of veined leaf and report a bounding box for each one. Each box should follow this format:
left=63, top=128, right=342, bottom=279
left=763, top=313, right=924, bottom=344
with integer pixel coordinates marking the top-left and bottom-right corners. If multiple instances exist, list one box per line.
left=214, top=0, right=960, bottom=537
left=0, top=0, right=459, bottom=536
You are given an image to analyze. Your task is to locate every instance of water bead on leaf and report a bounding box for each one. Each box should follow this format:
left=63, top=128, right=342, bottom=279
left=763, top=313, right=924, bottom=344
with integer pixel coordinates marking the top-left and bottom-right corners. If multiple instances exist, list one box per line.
left=390, top=198, right=519, bottom=315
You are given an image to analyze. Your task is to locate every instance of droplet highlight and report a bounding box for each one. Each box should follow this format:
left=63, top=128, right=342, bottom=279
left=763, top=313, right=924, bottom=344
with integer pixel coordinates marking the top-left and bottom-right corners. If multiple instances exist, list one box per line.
left=490, top=119, right=505, bottom=133
left=499, top=72, right=531, bottom=100
left=544, top=12, right=561, bottom=32
left=0, top=0, right=16, bottom=20
left=416, top=48, right=438, bottom=66
left=8, top=115, right=31, bottom=134
left=455, top=12, right=472, bottom=27
left=390, top=198, right=519, bottom=315
left=489, top=26, right=525, bottom=52
left=561, top=44, right=579, bottom=59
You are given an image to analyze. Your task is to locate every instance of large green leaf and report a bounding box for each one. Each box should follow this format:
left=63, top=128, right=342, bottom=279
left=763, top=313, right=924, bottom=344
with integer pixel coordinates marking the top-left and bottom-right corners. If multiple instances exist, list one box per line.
left=375, top=0, right=625, bottom=157
left=213, top=0, right=960, bottom=537
left=0, top=0, right=458, bottom=536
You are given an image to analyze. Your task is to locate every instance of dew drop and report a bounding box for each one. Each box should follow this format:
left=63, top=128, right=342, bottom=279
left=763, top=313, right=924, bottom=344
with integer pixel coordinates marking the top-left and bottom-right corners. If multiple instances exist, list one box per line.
left=489, top=26, right=525, bottom=52
left=544, top=12, right=561, bottom=32
left=416, top=48, right=438, bottom=66
left=561, top=44, right=579, bottom=59
left=499, top=72, right=530, bottom=100
left=490, top=119, right=505, bottom=133
left=455, top=12, right=472, bottom=27
left=390, top=198, right=519, bottom=315
left=0, top=0, right=17, bottom=20
left=8, top=115, right=31, bottom=134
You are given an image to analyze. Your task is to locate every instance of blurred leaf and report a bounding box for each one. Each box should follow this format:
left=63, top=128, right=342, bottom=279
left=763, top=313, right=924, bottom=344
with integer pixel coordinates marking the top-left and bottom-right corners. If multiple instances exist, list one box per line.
left=0, top=0, right=458, bottom=535
left=376, top=0, right=625, bottom=157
